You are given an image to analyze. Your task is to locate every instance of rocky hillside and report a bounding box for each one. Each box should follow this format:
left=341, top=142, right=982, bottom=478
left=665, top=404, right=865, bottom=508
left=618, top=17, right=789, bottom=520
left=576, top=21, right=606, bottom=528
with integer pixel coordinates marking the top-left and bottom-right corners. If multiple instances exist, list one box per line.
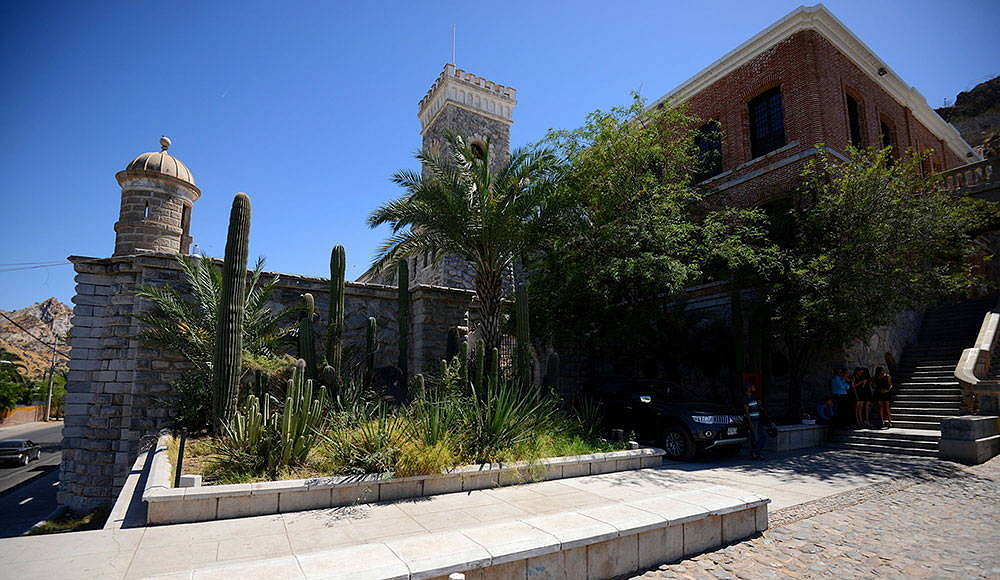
left=936, top=76, right=1000, bottom=152
left=0, top=298, right=72, bottom=380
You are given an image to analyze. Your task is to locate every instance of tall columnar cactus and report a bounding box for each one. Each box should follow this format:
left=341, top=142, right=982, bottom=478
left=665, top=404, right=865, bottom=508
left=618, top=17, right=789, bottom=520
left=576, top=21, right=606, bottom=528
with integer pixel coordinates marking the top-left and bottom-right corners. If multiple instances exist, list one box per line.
left=459, top=339, right=469, bottom=387
left=472, top=341, right=485, bottom=387
left=326, top=245, right=346, bottom=381
left=397, top=260, right=410, bottom=383
left=365, top=316, right=377, bottom=386
left=489, top=346, right=500, bottom=384
left=212, top=193, right=251, bottom=431
left=514, top=285, right=534, bottom=386
left=299, top=293, right=317, bottom=380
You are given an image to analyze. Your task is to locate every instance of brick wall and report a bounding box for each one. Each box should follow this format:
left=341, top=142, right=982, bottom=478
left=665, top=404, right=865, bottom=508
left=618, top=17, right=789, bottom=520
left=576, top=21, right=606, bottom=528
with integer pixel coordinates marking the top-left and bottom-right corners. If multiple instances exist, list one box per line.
left=683, top=30, right=966, bottom=208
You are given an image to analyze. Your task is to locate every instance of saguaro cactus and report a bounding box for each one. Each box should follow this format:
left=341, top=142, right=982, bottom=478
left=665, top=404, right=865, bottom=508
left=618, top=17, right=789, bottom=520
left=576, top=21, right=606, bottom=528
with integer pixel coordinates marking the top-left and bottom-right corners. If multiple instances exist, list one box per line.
left=212, top=192, right=251, bottom=431
left=299, top=293, right=317, bottom=380
left=472, top=341, right=485, bottom=387
left=365, top=316, right=377, bottom=386
left=489, top=346, right=500, bottom=384
left=326, top=245, right=346, bottom=380
left=397, top=260, right=410, bottom=383
left=514, top=285, right=534, bottom=386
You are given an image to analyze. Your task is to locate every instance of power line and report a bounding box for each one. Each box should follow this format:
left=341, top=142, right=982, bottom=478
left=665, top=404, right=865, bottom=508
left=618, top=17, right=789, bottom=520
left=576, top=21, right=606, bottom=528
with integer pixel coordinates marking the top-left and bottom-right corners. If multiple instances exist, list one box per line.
left=0, top=311, right=71, bottom=360
left=0, top=263, right=72, bottom=273
left=0, top=261, right=69, bottom=266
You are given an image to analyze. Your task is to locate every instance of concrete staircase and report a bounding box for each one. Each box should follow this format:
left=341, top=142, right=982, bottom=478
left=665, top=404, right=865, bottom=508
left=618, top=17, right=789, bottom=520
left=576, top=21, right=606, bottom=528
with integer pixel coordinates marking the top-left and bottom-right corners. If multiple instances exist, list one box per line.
left=829, top=296, right=995, bottom=457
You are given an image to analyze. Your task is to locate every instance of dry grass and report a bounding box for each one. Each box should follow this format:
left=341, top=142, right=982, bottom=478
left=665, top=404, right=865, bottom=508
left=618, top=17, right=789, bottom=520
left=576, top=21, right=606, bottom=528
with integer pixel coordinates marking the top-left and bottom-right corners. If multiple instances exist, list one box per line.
left=27, top=506, right=109, bottom=535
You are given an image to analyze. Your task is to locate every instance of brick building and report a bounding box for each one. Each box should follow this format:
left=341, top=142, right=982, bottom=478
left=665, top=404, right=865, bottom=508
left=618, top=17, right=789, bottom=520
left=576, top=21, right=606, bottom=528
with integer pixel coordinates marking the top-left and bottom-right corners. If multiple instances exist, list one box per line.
left=649, top=4, right=977, bottom=208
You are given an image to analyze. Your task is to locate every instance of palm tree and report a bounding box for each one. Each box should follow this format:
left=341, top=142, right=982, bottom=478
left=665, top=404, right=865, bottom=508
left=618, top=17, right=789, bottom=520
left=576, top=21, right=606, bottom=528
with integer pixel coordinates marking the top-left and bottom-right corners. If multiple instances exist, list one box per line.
left=368, top=134, right=566, bottom=354
left=135, top=255, right=293, bottom=374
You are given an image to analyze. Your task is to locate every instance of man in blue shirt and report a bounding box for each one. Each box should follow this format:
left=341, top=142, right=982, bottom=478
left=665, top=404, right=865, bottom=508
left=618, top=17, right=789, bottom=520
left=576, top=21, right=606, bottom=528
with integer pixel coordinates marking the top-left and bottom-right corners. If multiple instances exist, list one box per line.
left=816, top=398, right=836, bottom=425
left=830, top=368, right=851, bottom=426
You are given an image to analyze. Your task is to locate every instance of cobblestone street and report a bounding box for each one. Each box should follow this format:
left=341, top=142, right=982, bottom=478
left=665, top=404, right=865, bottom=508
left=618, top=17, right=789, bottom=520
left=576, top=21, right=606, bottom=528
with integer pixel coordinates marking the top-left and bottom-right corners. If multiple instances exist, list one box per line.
left=632, top=456, right=1000, bottom=579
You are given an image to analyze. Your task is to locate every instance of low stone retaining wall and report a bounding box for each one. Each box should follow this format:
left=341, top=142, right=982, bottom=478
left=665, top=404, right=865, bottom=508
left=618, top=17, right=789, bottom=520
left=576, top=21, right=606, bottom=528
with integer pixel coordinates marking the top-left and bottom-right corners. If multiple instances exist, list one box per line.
left=765, top=424, right=829, bottom=452
left=142, top=434, right=666, bottom=525
left=156, top=485, right=769, bottom=580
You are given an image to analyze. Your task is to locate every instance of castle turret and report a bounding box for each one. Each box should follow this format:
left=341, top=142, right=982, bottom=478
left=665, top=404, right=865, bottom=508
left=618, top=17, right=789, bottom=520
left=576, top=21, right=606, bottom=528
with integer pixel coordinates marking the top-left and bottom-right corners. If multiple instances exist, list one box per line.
left=419, top=63, right=517, bottom=168
left=113, top=136, right=200, bottom=256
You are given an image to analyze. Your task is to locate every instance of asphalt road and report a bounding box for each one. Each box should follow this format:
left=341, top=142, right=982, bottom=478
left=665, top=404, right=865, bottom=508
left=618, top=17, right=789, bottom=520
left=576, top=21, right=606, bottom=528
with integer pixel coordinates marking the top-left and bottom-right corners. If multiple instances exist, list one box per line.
left=0, top=420, right=63, bottom=537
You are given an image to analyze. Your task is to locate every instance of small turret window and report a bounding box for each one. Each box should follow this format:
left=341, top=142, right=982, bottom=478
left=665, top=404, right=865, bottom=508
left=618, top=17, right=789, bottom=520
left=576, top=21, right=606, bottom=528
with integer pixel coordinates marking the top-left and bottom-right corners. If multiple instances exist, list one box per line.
left=143, top=203, right=149, bottom=219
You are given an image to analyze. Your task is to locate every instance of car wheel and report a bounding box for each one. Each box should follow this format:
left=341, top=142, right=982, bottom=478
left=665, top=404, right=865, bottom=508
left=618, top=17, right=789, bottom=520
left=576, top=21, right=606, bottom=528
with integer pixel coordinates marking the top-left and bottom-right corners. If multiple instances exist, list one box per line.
left=662, top=426, right=696, bottom=461
left=20, top=454, right=29, bottom=466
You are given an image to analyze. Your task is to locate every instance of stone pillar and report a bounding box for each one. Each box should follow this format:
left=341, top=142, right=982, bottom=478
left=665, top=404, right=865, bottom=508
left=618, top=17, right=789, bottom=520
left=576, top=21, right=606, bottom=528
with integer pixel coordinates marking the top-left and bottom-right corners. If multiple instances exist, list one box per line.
left=939, top=415, right=1000, bottom=465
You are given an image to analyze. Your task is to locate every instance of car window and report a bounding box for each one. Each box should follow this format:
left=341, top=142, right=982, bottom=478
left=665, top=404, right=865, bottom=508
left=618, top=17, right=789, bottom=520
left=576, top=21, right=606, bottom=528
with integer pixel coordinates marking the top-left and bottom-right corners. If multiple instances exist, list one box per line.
left=0, top=441, right=25, bottom=448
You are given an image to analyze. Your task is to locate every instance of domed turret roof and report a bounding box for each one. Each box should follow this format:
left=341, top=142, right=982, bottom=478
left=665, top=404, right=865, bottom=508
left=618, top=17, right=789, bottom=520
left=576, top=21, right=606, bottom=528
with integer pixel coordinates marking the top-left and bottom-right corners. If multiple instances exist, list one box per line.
left=123, top=136, right=195, bottom=185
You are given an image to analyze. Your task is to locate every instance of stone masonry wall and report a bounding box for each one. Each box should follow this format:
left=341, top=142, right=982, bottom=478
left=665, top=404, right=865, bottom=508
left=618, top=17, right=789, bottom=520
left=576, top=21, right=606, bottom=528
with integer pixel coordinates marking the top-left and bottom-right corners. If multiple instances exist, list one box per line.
left=60, top=253, right=475, bottom=510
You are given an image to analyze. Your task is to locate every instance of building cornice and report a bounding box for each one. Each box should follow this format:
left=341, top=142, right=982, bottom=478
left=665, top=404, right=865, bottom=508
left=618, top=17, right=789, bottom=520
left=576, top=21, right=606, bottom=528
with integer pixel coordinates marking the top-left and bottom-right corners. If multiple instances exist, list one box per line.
left=649, top=4, right=978, bottom=162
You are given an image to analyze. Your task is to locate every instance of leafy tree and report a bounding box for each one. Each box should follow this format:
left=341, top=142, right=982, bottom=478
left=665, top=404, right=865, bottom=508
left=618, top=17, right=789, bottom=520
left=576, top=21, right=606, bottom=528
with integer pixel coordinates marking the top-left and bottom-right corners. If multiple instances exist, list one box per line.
left=135, top=255, right=295, bottom=431
left=0, top=348, right=28, bottom=413
left=529, top=96, right=777, bottom=359
left=368, top=133, right=569, bottom=353
left=767, top=146, right=995, bottom=416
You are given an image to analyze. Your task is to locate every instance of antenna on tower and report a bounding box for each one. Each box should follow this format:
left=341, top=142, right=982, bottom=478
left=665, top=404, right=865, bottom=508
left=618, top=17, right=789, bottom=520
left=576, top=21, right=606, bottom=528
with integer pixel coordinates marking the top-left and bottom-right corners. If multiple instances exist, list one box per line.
left=451, top=24, right=456, bottom=65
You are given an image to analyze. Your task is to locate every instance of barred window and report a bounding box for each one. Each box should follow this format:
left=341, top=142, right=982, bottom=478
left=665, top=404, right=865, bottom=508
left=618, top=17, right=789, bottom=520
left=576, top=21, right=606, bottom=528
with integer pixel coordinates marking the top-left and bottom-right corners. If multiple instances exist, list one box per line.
left=846, top=94, right=864, bottom=147
left=748, top=87, right=786, bottom=158
left=694, top=120, right=723, bottom=182
left=880, top=120, right=895, bottom=149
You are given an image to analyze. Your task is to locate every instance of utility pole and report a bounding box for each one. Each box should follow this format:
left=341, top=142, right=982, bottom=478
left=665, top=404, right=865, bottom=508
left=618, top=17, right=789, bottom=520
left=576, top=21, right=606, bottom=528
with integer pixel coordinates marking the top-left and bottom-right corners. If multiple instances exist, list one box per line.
left=44, top=317, right=56, bottom=421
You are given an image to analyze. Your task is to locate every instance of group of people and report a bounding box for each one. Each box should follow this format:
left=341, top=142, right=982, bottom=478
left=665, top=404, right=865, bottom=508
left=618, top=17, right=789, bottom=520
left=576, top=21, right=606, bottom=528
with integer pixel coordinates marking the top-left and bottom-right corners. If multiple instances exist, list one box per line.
left=825, top=366, right=895, bottom=429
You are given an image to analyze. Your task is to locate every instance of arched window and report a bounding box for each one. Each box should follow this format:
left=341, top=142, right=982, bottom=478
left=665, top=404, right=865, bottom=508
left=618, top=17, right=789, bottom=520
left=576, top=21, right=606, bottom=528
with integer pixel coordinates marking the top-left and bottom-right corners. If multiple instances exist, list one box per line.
left=470, top=139, right=487, bottom=160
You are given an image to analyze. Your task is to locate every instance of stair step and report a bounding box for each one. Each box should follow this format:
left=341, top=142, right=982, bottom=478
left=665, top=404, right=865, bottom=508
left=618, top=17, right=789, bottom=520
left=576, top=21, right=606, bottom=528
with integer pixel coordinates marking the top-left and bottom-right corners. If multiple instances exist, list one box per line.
left=891, top=408, right=961, bottom=417
left=833, top=428, right=940, bottom=442
left=894, top=388, right=962, bottom=395
left=831, top=436, right=938, bottom=451
left=890, top=399, right=961, bottom=408
left=894, top=394, right=962, bottom=401
left=826, top=441, right=937, bottom=457
left=894, top=420, right=945, bottom=430
left=898, top=376, right=958, bottom=383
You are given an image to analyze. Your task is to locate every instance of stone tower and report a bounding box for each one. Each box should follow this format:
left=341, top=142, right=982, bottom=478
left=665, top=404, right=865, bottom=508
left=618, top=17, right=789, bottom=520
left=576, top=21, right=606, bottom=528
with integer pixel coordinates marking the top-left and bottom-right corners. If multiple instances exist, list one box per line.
left=419, top=63, right=517, bottom=170
left=410, top=64, right=517, bottom=288
left=113, top=136, right=200, bottom=256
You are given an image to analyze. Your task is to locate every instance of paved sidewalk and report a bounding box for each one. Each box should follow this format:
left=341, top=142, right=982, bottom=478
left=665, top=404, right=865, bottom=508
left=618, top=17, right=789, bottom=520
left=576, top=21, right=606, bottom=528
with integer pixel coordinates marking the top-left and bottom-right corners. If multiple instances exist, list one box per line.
left=0, top=448, right=984, bottom=579
left=633, top=455, right=1000, bottom=579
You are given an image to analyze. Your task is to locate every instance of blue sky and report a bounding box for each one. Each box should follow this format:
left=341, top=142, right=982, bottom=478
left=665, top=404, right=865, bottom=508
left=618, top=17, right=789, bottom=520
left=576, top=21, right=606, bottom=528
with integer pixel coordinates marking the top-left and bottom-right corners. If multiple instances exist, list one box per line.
left=1, top=0, right=997, bottom=310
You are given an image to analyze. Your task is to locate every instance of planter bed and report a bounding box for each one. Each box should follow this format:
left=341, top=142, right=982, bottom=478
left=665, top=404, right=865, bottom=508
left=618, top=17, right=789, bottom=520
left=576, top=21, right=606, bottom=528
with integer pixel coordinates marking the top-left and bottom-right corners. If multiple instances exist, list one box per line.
left=142, top=434, right=666, bottom=525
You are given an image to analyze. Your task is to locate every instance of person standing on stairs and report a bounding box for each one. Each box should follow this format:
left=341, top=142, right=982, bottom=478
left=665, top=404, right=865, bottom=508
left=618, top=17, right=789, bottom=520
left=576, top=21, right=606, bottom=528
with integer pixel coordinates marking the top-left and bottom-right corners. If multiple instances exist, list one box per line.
left=874, top=366, right=894, bottom=429
left=852, top=367, right=874, bottom=428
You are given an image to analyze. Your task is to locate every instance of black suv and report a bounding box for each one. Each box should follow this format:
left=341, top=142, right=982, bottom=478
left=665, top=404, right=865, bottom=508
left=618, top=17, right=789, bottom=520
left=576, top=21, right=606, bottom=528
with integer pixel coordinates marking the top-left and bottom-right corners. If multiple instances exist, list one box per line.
left=603, top=391, right=749, bottom=460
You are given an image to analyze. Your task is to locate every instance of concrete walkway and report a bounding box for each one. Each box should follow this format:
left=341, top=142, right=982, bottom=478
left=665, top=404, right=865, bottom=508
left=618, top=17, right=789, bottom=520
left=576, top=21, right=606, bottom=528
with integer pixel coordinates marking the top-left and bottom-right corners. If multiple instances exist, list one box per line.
left=0, top=448, right=969, bottom=579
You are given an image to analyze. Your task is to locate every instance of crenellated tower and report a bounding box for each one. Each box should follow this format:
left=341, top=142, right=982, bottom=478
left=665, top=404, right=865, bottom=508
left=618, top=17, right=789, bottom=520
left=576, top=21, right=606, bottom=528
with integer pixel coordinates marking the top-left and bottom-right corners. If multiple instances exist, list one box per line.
left=419, top=63, right=517, bottom=171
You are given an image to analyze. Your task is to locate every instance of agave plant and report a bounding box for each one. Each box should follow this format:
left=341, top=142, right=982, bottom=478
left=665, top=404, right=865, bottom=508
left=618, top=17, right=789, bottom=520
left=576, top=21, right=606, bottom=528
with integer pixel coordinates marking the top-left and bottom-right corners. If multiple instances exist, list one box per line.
left=462, top=376, right=559, bottom=463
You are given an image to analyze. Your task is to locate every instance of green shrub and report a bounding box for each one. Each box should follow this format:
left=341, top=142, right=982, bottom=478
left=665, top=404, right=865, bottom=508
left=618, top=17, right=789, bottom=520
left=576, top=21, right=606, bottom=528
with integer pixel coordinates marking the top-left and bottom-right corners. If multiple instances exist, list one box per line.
left=211, top=362, right=327, bottom=476
left=462, top=377, right=559, bottom=463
